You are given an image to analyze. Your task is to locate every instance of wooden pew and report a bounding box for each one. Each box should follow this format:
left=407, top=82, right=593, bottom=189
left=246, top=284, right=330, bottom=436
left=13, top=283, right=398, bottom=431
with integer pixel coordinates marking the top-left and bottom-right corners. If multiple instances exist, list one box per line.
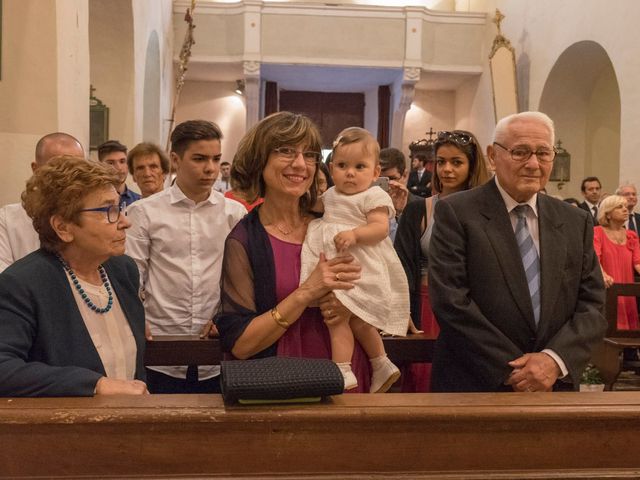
left=591, top=283, right=640, bottom=389
left=3, top=392, right=640, bottom=478
left=144, top=334, right=434, bottom=366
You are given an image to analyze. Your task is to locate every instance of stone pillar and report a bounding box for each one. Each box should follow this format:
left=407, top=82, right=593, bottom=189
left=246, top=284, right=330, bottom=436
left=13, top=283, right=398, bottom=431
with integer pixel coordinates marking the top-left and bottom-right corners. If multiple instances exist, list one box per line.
left=244, top=61, right=261, bottom=130
left=390, top=67, right=420, bottom=149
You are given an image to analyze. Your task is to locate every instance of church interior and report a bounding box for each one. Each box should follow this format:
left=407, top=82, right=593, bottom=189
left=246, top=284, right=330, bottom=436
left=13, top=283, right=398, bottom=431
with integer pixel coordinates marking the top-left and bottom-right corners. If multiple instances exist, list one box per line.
left=2, top=1, right=640, bottom=478
left=0, top=0, right=638, bottom=205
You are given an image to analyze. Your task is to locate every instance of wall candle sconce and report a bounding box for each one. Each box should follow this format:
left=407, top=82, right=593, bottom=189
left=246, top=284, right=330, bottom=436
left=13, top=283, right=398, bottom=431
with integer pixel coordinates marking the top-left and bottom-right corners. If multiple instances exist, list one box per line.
left=550, top=139, right=570, bottom=190
left=234, top=79, right=245, bottom=96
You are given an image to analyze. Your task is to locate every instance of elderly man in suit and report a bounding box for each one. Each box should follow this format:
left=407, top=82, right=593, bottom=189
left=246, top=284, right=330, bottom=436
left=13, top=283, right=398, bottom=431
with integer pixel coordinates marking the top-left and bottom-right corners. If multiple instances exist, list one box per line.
left=428, top=111, right=606, bottom=392
left=617, top=183, right=640, bottom=235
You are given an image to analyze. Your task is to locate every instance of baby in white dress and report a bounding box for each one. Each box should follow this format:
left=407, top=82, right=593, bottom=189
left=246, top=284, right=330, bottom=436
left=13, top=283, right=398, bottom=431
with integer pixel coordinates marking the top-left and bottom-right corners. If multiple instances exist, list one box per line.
left=300, top=127, right=409, bottom=392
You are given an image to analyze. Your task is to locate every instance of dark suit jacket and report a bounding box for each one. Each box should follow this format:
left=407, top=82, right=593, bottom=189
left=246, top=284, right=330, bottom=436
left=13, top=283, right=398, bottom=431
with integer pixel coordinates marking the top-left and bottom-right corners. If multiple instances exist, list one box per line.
left=428, top=179, right=606, bottom=392
left=0, top=249, right=145, bottom=397
left=579, top=201, right=599, bottom=226
left=407, top=170, right=432, bottom=198
left=629, top=211, right=640, bottom=235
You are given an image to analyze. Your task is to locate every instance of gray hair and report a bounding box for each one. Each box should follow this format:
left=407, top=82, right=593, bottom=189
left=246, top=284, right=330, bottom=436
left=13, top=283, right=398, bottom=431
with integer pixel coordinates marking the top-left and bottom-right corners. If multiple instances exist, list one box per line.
left=493, top=111, right=555, bottom=146
left=615, top=182, right=637, bottom=195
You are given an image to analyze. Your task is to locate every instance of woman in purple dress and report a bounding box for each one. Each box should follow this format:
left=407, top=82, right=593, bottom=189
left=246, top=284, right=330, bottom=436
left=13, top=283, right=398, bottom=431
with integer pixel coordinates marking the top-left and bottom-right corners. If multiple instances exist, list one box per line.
left=215, top=112, right=371, bottom=392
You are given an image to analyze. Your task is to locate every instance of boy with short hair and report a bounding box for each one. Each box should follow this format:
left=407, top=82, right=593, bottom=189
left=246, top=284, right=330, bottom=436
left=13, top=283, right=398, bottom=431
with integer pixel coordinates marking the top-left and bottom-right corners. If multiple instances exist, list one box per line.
left=126, top=120, right=247, bottom=393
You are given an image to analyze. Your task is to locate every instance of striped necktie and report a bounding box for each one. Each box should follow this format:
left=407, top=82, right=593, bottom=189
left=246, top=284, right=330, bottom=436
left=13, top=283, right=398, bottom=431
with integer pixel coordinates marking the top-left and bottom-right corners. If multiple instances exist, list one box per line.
left=514, top=205, right=541, bottom=326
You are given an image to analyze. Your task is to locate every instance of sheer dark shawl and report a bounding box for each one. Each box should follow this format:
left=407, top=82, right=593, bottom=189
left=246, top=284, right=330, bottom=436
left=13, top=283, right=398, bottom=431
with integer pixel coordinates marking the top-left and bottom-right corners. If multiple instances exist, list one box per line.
left=215, top=207, right=279, bottom=358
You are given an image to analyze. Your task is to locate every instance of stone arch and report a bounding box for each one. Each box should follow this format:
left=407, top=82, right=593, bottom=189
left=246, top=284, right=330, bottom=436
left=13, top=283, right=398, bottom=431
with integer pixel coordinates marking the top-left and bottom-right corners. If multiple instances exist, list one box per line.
left=538, top=41, right=620, bottom=197
left=143, top=31, right=161, bottom=143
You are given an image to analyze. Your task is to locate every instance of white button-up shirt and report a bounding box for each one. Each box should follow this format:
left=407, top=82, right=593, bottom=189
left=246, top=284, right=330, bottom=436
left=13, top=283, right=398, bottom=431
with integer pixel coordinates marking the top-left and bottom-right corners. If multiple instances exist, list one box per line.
left=0, top=203, right=40, bottom=272
left=126, top=183, right=247, bottom=379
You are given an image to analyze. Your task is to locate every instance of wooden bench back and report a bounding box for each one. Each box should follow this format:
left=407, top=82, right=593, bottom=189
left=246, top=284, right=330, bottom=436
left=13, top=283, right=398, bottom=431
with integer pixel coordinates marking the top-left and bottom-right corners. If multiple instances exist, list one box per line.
left=605, top=282, right=640, bottom=337
left=144, top=335, right=434, bottom=366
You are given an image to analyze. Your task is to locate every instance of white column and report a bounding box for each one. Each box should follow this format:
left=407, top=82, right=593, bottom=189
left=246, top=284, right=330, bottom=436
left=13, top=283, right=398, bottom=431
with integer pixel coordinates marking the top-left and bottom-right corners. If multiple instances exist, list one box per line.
left=244, top=61, right=261, bottom=130
left=243, top=1, right=262, bottom=129
left=56, top=0, right=90, bottom=146
left=390, top=67, right=420, bottom=149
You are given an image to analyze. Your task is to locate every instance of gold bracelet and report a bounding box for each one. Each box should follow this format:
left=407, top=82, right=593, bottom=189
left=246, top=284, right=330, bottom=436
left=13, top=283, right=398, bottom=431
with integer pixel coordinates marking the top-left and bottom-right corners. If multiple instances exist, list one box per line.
left=270, top=307, right=290, bottom=329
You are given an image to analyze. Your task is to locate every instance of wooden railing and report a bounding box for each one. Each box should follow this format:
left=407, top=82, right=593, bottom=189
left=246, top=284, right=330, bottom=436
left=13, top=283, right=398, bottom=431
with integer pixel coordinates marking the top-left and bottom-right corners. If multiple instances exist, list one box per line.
left=145, top=334, right=434, bottom=366
left=4, top=392, right=640, bottom=478
left=592, top=282, right=640, bottom=389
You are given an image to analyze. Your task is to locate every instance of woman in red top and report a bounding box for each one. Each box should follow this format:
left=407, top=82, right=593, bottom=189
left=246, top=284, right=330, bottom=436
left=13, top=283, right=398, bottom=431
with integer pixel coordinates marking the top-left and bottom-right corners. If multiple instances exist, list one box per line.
left=594, top=195, right=640, bottom=329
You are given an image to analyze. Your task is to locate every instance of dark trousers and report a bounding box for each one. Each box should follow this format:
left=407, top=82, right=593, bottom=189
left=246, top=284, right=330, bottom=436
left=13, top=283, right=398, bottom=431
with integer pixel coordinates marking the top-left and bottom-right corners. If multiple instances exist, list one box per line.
left=146, top=367, right=221, bottom=394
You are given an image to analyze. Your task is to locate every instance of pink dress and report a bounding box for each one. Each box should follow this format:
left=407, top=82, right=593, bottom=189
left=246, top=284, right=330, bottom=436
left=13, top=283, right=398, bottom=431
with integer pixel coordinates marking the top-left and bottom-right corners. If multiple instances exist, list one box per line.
left=593, top=226, right=640, bottom=330
left=269, top=234, right=371, bottom=393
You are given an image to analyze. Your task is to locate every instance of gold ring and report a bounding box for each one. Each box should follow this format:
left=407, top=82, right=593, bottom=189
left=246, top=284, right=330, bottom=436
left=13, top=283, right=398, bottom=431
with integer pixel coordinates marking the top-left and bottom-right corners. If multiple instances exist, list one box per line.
left=335, top=273, right=341, bottom=281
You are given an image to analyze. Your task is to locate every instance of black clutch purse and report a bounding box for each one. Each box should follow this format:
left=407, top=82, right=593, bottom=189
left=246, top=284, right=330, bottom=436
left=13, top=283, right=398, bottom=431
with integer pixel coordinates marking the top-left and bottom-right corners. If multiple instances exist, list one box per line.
left=220, top=356, right=344, bottom=404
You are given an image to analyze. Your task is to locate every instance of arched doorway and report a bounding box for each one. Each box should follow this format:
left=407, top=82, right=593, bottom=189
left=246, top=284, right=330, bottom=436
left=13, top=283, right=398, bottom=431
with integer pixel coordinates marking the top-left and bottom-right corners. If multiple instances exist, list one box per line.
left=538, top=41, right=620, bottom=197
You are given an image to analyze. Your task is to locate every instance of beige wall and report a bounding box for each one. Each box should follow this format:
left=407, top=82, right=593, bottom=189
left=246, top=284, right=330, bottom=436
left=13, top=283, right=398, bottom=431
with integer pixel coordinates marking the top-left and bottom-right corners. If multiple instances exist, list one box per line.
left=0, top=0, right=173, bottom=206
left=262, top=15, right=405, bottom=63
left=403, top=89, right=455, bottom=155
left=89, top=0, right=135, bottom=151
left=175, top=80, right=247, bottom=165
left=0, top=0, right=89, bottom=206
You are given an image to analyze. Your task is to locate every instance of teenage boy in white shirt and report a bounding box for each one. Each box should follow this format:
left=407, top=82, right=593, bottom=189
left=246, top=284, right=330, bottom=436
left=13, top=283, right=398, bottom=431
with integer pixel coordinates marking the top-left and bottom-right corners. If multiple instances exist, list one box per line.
left=126, top=120, right=247, bottom=393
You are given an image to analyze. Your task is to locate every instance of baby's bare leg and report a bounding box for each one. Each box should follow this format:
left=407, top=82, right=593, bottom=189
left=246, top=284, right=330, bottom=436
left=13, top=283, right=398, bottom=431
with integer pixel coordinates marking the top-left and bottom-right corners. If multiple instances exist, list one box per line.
left=328, top=319, right=355, bottom=363
left=350, top=316, right=385, bottom=359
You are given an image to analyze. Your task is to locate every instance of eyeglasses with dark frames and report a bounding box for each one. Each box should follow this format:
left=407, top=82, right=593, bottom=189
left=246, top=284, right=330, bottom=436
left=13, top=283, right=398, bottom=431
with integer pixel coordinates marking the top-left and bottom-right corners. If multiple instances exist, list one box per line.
left=436, top=130, right=474, bottom=146
left=493, top=142, right=556, bottom=164
left=79, top=201, right=127, bottom=224
left=273, top=146, right=322, bottom=165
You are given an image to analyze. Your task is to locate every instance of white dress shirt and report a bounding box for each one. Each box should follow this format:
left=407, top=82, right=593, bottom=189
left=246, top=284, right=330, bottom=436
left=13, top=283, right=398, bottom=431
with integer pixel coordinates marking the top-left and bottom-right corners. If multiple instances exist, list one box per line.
left=126, top=183, right=247, bottom=379
left=0, top=203, right=40, bottom=272
left=213, top=177, right=231, bottom=194
left=494, top=178, right=568, bottom=379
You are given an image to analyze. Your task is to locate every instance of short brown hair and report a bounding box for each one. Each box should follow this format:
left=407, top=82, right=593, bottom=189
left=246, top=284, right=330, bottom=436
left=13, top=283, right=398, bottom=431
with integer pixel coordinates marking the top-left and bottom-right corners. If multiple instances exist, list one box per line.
left=127, top=142, right=170, bottom=174
left=170, top=120, right=223, bottom=158
left=332, top=127, right=380, bottom=163
left=232, top=111, right=322, bottom=212
left=379, top=147, right=406, bottom=176
left=22, top=156, right=119, bottom=252
left=97, top=140, right=127, bottom=161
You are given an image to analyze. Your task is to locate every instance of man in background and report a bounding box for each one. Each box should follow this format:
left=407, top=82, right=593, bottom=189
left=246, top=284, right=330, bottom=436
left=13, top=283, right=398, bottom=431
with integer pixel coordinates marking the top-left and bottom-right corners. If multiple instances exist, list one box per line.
left=617, top=183, right=639, bottom=234
left=127, top=142, right=170, bottom=198
left=97, top=140, right=140, bottom=206
left=214, top=161, right=232, bottom=194
left=406, top=143, right=434, bottom=198
left=379, top=147, right=420, bottom=242
left=0, top=132, right=84, bottom=272
left=579, top=176, right=602, bottom=225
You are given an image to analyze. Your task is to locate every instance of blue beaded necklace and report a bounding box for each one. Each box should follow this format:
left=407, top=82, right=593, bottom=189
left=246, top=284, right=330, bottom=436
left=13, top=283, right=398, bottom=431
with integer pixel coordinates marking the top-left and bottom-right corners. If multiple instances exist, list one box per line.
left=57, top=254, right=113, bottom=314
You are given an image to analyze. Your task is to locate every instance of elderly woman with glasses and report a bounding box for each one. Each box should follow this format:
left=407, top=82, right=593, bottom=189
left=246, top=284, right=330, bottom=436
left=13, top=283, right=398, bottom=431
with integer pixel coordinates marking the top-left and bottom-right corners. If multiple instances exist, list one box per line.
left=0, top=156, right=148, bottom=397
left=215, top=112, right=372, bottom=391
left=394, top=130, right=491, bottom=392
